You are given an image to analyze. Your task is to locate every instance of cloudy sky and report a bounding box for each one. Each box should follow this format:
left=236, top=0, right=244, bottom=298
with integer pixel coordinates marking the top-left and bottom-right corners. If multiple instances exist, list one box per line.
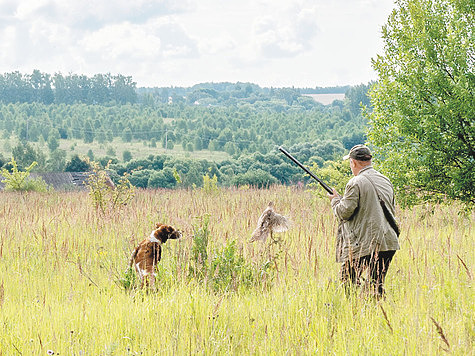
left=0, top=0, right=395, bottom=88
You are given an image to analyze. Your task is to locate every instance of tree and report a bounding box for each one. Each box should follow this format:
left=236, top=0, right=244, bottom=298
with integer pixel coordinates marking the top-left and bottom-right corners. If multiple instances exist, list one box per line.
left=47, top=128, right=60, bottom=151
left=123, top=150, right=132, bottom=162
left=87, top=150, right=94, bottom=161
left=367, top=0, right=474, bottom=207
left=122, top=127, right=133, bottom=142
left=46, top=149, right=66, bottom=172
left=0, top=158, right=48, bottom=192
left=231, top=169, right=278, bottom=188
left=83, top=120, right=95, bottom=143
left=65, top=154, right=90, bottom=172
left=11, top=142, right=45, bottom=170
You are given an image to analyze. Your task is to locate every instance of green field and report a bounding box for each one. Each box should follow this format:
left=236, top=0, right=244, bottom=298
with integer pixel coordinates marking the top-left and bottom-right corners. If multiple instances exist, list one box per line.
left=0, top=187, right=473, bottom=354
left=0, top=135, right=231, bottom=164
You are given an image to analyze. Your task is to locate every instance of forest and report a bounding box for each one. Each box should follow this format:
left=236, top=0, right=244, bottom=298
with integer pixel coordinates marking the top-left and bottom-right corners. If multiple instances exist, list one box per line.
left=0, top=71, right=371, bottom=189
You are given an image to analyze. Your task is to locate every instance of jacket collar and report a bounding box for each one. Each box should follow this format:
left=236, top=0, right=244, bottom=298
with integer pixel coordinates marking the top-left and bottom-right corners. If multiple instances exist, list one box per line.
left=357, top=165, right=374, bottom=175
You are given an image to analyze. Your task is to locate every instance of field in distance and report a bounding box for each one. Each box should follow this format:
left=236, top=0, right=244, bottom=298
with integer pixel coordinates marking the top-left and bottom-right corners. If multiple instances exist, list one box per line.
left=0, top=136, right=231, bottom=163
left=303, top=93, right=346, bottom=105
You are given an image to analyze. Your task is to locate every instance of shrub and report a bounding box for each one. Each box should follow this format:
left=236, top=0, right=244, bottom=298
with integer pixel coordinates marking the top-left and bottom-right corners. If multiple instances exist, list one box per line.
left=209, top=240, right=254, bottom=292
left=189, top=214, right=210, bottom=280
left=0, top=158, right=49, bottom=192
left=122, top=150, right=132, bottom=162
left=85, top=159, right=135, bottom=215
left=202, top=173, right=218, bottom=194
left=117, top=266, right=138, bottom=291
left=188, top=214, right=271, bottom=293
left=231, top=169, right=277, bottom=188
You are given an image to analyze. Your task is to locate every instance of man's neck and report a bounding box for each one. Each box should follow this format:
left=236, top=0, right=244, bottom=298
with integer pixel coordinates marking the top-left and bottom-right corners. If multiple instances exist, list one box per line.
left=354, top=162, right=372, bottom=176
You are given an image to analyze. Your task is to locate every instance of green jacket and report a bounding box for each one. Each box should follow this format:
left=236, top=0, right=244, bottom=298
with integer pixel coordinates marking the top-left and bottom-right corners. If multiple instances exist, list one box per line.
left=331, top=165, right=400, bottom=263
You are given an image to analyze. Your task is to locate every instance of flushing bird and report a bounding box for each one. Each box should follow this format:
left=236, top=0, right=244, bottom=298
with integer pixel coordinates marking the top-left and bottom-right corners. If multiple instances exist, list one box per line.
left=250, top=202, right=291, bottom=242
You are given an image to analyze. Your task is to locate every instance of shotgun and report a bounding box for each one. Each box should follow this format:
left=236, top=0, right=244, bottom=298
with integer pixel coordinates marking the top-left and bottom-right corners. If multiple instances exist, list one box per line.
left=278, top=146, right=333, bottom=194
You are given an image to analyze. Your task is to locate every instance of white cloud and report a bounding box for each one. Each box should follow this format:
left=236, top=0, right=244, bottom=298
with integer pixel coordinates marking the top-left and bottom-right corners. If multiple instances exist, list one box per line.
left=250, top=3, right=319, bottom=58
left=0, top=0, right=395, bottom=87
left=81, top=22, right=162, bottom=60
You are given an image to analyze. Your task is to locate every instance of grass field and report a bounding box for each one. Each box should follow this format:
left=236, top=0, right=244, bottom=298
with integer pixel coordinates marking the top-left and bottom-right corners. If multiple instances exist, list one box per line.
left=0, top=136, right=231, bottom=163
left=0, top=187, right=473, bottom=354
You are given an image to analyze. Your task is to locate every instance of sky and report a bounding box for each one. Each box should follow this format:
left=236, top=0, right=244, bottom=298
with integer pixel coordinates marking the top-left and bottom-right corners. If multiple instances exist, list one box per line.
left=0, top=0, right=395, bottom=88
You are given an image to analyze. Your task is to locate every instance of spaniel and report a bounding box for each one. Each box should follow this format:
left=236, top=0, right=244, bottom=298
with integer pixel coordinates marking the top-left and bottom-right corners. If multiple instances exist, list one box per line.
left=130, top=223, right=182, bottom=288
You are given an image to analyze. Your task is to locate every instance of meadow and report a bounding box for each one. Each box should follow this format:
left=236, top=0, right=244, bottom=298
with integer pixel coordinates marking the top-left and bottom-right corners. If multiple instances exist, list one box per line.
left=0, top=136, right=231, bottom=164
left=0, top=187, right=473, bottom=355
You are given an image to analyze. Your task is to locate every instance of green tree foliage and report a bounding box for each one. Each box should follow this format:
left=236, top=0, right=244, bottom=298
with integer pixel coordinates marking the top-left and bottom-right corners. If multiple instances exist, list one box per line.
left=368, top=0, right=474, bottom=206
left=83, top=120, right=94, bottom=143
left=310, top=160, right=352, bottom=197
left=122, top=150, right=132, bottom=162
left=65, top=154, right=90, bottom=172
left=11, top=142, right=46, bottom=170
left=0, top=78, right=375, bottom=189
left=231, top=169, right=278, bottom=188
left=122, top=128, right=133, bottom=142
left=85, top=160, right=135, bottom=215
left=47, top=129, right=60, bottom=151
left=46, top=149, right=67, bottom=172
left=0, top=158, right=48, bottom=192
left=147, top=168, right=177, bottom=189
left=0, top=71, right=136, bottom=105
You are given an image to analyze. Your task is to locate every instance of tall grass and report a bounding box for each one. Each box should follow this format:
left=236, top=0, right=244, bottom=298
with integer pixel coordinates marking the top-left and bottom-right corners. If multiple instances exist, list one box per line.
left=0, top=187, right=473, bottom=354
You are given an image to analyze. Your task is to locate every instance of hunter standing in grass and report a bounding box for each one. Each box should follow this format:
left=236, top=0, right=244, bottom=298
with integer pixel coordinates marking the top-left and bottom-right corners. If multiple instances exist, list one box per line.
left=327, top=144, right=400, bottom=297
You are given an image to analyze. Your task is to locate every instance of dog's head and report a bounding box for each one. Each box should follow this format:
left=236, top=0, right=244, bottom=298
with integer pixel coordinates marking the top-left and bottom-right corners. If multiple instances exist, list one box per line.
left=150, top=223, right=182, bottom=244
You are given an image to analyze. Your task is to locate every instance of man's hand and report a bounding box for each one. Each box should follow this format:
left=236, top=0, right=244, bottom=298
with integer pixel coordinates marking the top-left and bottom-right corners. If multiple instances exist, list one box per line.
left=327, top=187, right=340, bottom=201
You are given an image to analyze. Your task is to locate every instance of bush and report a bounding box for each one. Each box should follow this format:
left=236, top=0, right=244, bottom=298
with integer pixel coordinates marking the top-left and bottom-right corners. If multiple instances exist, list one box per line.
left=202, top=173, right=218, bottom=194
left=122, top=150, right=132, bottom=162
left=65, top=155, right=90, bottom=172
left=231, top=169, right=277, bottom=188
left=209, top=240, right=254, bottom=292
left=85, top=159, right=135, bottom=215
left=189, top=215, right=210, bottom=280
left=0, top=158, right=49, bottom=192
left=147, top=168, right=177, bottom=189
left=188, top=214, right=270, bottom=293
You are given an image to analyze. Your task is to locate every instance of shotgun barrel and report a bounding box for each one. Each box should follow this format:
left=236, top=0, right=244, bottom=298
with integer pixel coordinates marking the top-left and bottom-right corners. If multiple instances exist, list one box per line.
left=278, top=146, right=333, bottom=194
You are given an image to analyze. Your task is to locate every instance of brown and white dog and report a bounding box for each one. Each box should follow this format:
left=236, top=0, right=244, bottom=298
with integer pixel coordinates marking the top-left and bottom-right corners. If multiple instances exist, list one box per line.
left=130, top=223, right=182, bottom=288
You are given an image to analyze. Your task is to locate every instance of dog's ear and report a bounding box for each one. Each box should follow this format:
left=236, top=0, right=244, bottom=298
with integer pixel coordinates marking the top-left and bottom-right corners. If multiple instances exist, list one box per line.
left=155, top=223, right=163, bottom=229
left=156, top=225, right=171, bottom=243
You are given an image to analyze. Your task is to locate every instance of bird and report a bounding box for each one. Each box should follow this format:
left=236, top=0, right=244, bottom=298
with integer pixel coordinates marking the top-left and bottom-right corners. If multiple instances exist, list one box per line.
left=250, top=202, right=291, bottom=243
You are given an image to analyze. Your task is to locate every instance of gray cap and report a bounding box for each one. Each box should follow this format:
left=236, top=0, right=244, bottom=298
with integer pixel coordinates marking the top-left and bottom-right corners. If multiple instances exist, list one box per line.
left=343, top=144, right=372, bottom=161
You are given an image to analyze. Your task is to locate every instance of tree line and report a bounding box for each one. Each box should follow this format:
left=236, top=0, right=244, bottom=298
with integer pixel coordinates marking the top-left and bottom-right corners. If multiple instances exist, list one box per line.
left=0, top=139, right=347, bottom=189
left=0, top=82, right=369, bottom=158
left=0, top=70, right=137, bottom=105
left=0, top=77, right=373, bottom=189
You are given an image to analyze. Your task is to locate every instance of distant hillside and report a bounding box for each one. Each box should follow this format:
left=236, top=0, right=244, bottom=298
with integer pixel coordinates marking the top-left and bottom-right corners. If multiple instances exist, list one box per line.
left=0, top=72, right=374, bottom=189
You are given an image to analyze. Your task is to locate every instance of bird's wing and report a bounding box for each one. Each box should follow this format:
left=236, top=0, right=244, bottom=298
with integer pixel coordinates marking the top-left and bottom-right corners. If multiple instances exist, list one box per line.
left=269, top=213, right=291, bottom=232
left=249, top=226, right=269, bottom=242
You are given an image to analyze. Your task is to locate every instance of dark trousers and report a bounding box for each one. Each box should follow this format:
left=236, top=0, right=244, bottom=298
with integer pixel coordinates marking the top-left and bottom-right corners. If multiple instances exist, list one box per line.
left=340, top=250, right=396, bottom=296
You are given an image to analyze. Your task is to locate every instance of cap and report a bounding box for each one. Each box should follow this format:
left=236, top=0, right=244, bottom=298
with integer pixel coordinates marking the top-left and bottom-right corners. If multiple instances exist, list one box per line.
left=343, top=144, right=372, bottom=161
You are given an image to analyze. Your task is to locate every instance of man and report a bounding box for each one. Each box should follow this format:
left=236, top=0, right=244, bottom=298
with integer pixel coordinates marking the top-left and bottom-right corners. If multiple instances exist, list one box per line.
left=327, top=144, right=400, bottom=296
